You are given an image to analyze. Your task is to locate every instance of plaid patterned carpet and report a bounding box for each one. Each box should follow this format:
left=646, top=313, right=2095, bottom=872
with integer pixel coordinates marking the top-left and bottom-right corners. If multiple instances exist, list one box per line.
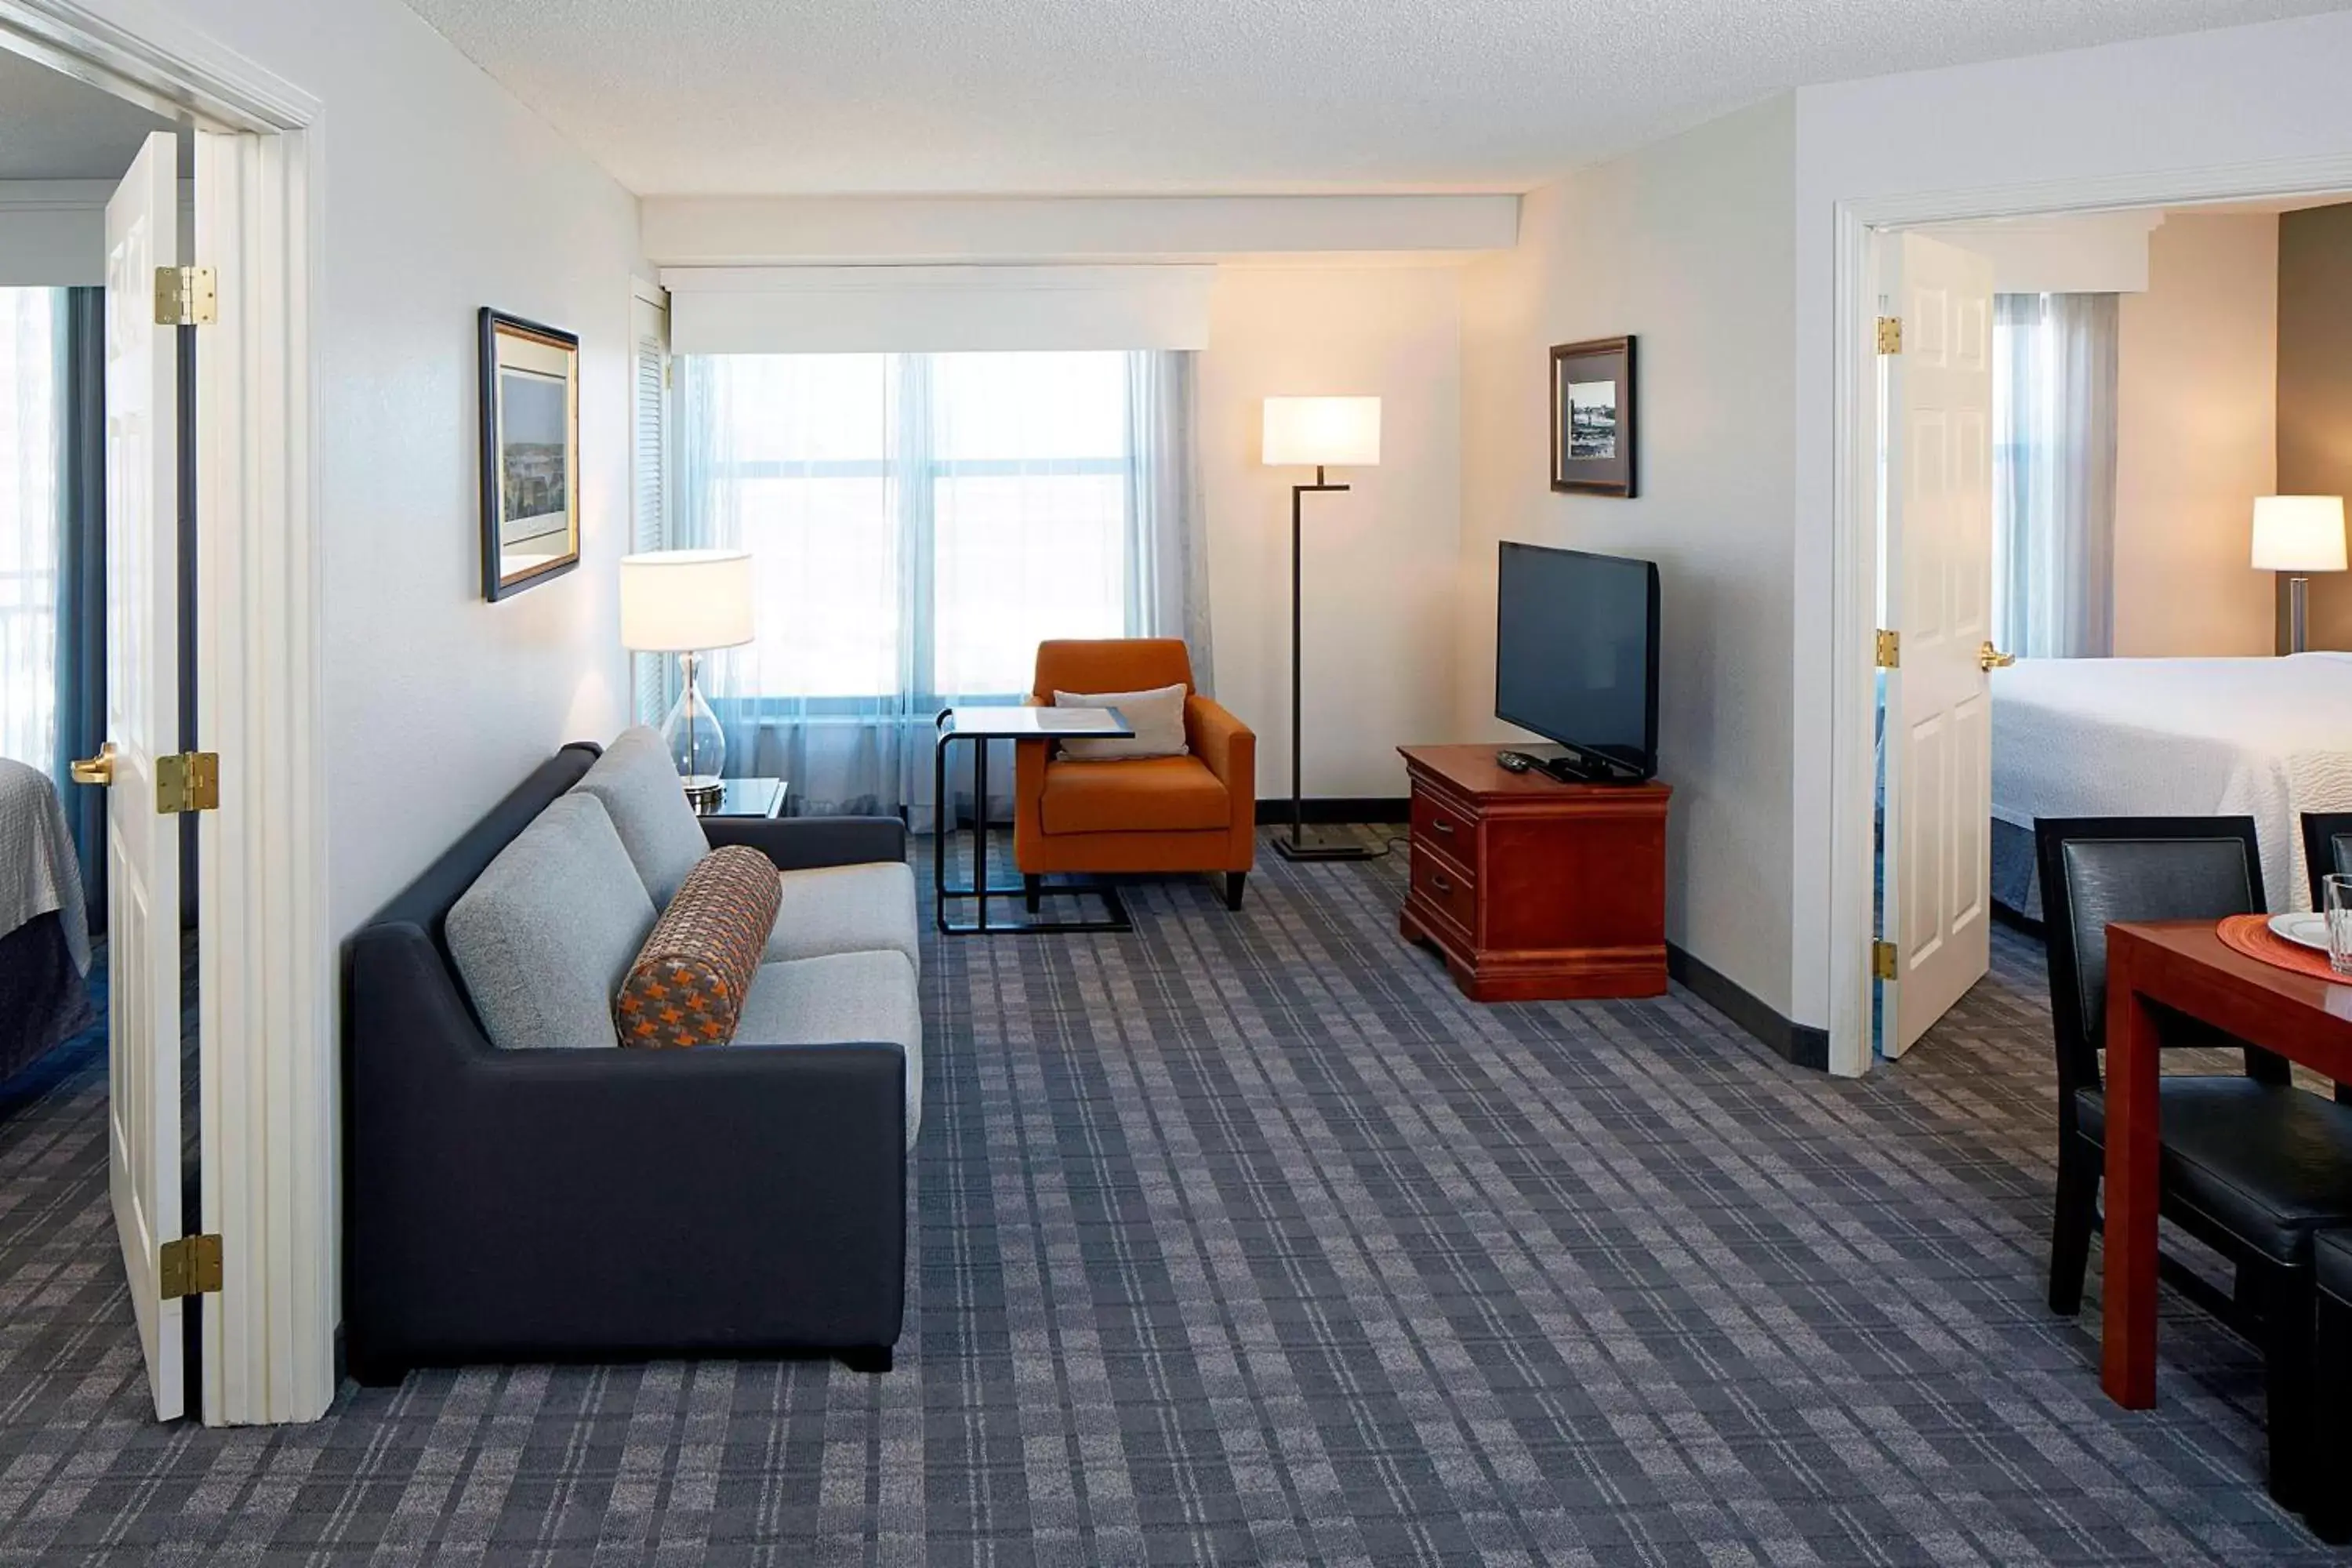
left=0, top=830, right=2340, bottom=1564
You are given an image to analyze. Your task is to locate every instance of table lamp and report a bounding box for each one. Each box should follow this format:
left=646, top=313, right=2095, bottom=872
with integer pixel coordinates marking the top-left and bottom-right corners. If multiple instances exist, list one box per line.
left=619, top=548, right=755, bottom=808
left=2252, top=495, right=2347, bottom=654
left=1263, top=395, right=1381, bottom=862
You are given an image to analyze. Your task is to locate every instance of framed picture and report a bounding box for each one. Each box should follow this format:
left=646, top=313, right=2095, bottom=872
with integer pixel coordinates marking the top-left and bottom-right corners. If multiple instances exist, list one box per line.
left=478, top=308, right=581, bottom=600
left=1549, top=336, right=1635, bottom=497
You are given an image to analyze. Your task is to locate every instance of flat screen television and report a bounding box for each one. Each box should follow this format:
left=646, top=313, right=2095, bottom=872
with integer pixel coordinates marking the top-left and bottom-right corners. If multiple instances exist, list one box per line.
left=1494, top=542, right=1661, bottom=783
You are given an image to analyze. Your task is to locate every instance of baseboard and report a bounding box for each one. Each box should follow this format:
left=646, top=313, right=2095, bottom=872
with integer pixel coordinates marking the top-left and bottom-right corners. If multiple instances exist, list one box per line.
left=1255, top=797, right=1410, bottom=826
left=1667, top=942, right=1830, bottom=1071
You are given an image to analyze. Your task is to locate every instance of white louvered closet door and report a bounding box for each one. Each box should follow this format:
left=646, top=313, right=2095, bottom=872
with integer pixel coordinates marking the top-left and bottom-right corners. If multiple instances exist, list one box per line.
left=631, top=291, right=670, bottom=724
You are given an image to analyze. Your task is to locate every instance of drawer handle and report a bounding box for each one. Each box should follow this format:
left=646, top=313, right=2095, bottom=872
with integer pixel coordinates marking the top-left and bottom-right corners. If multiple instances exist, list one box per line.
left=1431, top=818, right=1454, bottom=836
left=1430, top=873, right=1453, bottom=895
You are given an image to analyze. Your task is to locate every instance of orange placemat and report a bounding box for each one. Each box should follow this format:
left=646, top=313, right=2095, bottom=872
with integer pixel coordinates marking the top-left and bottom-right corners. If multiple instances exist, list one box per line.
left=2216, top=913, right=2351, bottom=983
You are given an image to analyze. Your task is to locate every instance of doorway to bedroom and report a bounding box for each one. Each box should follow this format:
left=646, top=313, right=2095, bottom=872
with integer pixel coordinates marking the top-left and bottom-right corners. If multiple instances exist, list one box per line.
left=1869, top=194, right=2352, bottom=1062
left=0, top=48, right=211, bottom=1418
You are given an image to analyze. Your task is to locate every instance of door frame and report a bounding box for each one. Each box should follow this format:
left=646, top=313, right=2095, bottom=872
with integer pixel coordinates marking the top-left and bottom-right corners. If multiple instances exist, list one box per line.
left=0, top=1, right=331, bottom=1423
left=1827, top=154, right=2352, bottom=1079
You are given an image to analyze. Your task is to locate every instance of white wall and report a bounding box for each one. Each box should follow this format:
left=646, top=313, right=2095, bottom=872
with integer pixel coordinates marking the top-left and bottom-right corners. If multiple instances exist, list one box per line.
left=1198, top=265, right=1465, bottom=801
left=2113, top=212, right=2279, bottom=657
left=1457, top=95, right=1798, bottom=1015
left=1790, top=8, right=2352, bottom=1029
left=162, top=0, right=646, bottom=941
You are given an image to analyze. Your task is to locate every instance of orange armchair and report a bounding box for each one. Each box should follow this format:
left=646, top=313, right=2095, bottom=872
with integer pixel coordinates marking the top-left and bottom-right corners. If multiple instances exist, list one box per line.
left=1013, top=639, right=1257, bottom=910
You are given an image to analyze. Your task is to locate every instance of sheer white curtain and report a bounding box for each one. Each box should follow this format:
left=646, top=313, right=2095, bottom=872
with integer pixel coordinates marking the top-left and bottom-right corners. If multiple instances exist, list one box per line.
left=0, top=289, right=60, bottom=769
left=670, top=349, right=1205, bottom=825
left=1992, top=292, right=2118, bottom=659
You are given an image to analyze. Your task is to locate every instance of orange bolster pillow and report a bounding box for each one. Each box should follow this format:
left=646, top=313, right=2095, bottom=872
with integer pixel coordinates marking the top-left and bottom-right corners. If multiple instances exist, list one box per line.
left=613, top=845, right=780, bottom=1049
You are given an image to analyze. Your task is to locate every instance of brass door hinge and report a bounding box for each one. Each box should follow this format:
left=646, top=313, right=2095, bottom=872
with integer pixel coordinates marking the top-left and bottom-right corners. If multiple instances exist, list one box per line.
left=155, top=751, right=219, bottom=815
left=1875, top=629, right=1900, bottom=669
left=160, top=1232, right=223, bottom=1299
left=1876, top=315, right=1902, bottom=354
left=154, top=266, right=217, bottom=327
left=1872, top=940, right=1899, bottom=982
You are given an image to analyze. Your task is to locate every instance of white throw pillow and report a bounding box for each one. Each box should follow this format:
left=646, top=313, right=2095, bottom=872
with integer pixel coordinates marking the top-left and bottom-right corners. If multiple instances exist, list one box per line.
left=1053, top=684, right=1190, bottom=761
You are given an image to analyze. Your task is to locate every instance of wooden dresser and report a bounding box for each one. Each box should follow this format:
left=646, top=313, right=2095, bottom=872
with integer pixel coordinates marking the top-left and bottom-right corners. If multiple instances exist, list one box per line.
left=1397, top=745, right=1670, bottom=1001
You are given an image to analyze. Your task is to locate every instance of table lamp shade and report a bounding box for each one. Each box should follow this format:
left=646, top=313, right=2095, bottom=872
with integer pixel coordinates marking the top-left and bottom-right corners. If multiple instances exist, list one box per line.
left=619, top=549, right=756, bottom=651
left=2251, top=495, right=2348, bottom=572
left=1263, top=397, right=1381, bottom=468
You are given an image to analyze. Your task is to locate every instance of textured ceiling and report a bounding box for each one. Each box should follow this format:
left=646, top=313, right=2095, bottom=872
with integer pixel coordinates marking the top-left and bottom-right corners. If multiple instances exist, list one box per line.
left=0, top=49, right=181, bottom=181
left=400, top=0, right=2349, bottom=196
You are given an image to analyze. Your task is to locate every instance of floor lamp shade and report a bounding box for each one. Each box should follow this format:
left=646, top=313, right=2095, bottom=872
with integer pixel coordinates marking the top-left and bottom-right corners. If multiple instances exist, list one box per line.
left=619, top=549, right=755, bottom=802
left=1263, top=397, right=1381, bottom=470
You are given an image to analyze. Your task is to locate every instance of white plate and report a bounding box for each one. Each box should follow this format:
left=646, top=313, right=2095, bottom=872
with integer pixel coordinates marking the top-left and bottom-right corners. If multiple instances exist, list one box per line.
left=2270, top=913, right=2332, bottom=952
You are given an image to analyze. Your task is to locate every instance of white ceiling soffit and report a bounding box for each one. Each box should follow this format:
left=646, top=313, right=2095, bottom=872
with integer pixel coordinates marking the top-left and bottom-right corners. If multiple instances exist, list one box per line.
left=661, top=265, right=1216, bottom=354
left=1912, top=209, right=2169, bottom=294
left=641, top=194, right=1519, bottom=267
left=397, top=0, right=2346, bottom=195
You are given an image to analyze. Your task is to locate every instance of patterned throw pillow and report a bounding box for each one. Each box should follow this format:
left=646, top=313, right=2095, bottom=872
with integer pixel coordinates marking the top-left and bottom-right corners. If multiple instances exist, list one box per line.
left=613, top=845, right=780, bottom=1049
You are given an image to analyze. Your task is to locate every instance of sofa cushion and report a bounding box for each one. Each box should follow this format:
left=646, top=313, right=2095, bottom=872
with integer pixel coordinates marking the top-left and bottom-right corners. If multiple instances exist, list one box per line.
left=765, top=860, right=920, bottom=974
left=738, top=949, right=924, bottom=1149
left=615, top=846, right=782, bottom=1049
left=447, top=793, right=655, bottom=1051
left=1053, top=682, right=1189, bottom=761
left=573, top=725, right=710, bottom=907
left=1040, top=755, right=1229, bottom=835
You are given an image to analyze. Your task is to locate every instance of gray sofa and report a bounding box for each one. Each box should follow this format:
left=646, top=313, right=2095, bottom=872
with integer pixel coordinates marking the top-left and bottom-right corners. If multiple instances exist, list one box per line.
left=343, top=730, right=922, bottom=1384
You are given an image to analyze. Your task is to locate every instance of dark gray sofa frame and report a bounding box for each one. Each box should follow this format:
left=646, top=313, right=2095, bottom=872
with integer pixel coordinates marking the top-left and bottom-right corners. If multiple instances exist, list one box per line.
left=343, top=742, right=913, bottom=1385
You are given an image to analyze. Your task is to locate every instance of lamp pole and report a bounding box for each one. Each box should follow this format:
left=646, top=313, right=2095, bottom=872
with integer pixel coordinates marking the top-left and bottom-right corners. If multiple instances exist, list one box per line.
left=1276, top=465, right=1377, bottom=862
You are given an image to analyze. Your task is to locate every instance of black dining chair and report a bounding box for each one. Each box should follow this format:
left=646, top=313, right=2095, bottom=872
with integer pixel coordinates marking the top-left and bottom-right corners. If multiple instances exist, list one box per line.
left=2038, top=815, right=2352, bottom=1508
left=2303, top=811, right=2352, bottom=909
left=2310, top=1233, right=2352, bottom=1541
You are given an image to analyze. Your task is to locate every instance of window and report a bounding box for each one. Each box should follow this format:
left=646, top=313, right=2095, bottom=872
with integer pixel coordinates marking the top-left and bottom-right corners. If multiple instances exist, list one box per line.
left=1991, top=292, right=2118, bottom=659
left=0, top=289, right=60, bottom=770
left=674, top=350, right=1135, bottom=704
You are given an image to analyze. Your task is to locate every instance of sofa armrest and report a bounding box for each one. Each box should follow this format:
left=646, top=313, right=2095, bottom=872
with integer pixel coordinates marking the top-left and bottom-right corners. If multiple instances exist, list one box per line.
left=1186, top=695, right=1255, bottom=795
left=702, top=815, right=906, bottom=870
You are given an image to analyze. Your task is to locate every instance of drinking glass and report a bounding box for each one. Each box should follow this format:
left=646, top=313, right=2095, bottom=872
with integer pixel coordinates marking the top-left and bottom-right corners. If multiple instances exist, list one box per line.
left=2327, top=873, right=2352, bottom=978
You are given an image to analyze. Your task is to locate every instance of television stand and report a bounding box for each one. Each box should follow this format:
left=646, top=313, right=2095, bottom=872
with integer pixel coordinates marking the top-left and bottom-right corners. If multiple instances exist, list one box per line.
left=1401, top=745, right=1669, bottom=1001
left=1495, top=748, right=1647, bottom=787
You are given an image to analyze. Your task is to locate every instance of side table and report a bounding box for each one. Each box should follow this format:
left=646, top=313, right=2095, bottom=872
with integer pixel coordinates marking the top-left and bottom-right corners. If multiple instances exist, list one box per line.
left=933, top=706, right=1132, bottom=935
left=691, top=777, right=789, bottom=820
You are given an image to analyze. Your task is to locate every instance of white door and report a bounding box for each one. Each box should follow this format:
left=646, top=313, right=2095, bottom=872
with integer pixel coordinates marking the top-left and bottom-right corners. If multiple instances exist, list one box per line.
left=97, top=130, right=187, bottom=1420
left=1882, top=231, right=1998, bottom=1056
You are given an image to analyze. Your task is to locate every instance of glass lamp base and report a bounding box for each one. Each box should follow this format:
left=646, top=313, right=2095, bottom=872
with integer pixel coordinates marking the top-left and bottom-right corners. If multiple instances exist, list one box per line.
left=660, top=650, right=728, bottom=797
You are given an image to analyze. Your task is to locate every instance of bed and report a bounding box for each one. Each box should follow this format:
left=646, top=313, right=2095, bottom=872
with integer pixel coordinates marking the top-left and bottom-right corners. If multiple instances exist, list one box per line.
left=0, top=758, right=94, bottom=1081
left=1990, top=652, right=2352, bottom=920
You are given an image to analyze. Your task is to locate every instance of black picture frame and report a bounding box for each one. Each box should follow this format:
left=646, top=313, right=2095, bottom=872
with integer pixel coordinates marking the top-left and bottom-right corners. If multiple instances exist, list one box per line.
left=1549, top=336, right=1636, bottom=498
left=478, top=307, right=582, bottom=601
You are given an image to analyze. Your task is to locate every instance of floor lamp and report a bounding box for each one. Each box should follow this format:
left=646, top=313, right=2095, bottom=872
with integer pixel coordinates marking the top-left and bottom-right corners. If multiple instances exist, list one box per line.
left=1263, top=395, right=1381, bottom=862
left=2252, top=495, right=2347, bottom=654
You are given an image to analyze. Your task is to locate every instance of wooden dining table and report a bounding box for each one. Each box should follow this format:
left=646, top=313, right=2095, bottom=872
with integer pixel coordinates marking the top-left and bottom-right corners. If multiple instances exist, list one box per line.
left=2102, top=919, right=2352, bottom=1407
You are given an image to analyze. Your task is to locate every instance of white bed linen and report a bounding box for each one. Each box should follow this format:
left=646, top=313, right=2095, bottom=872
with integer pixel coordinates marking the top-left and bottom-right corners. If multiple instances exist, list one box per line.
left=1990, top=652, right=2352, bottom=913
left=0, top=757, right=89, bottom=972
